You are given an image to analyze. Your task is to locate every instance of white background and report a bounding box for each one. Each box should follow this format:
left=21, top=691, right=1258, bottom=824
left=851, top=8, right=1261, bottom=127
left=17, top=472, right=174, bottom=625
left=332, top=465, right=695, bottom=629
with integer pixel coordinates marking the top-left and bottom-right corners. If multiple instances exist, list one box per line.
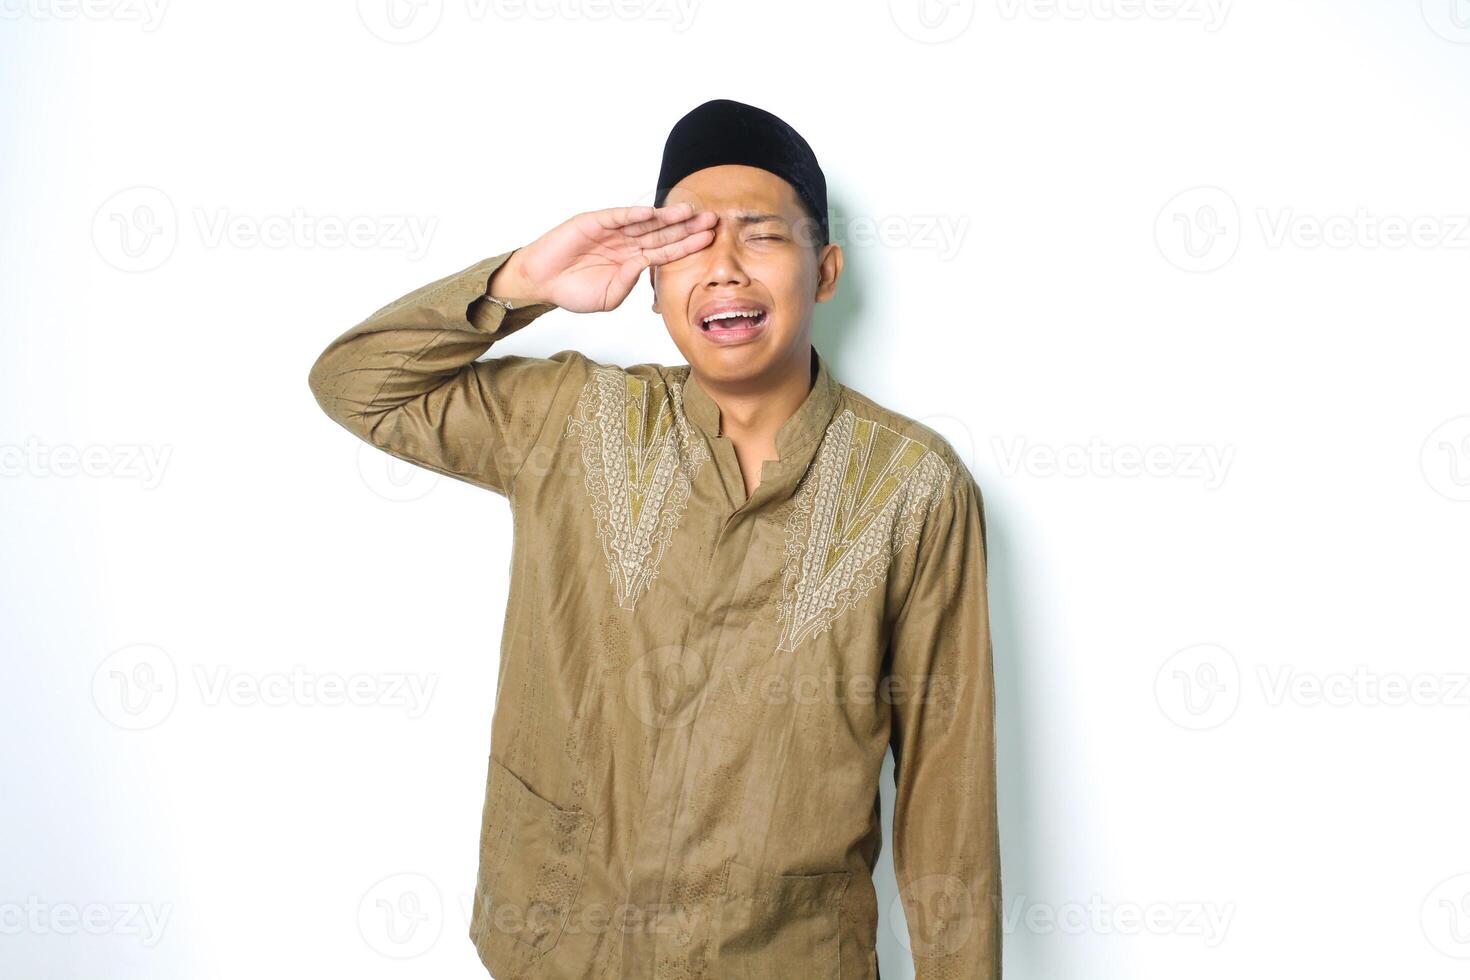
left=4, top=1, right=1470, bottom=977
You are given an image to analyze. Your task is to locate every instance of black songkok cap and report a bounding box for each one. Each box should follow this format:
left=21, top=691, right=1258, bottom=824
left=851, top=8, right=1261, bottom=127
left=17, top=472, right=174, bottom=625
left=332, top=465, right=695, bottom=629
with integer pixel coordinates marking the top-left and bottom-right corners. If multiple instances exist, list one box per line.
left=654, top=98, right=829, bottom=248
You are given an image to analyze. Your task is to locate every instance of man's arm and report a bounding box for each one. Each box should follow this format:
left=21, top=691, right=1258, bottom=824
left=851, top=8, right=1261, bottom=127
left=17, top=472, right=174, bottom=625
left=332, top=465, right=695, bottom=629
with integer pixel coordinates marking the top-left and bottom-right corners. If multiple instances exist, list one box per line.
left=306, top=248, right=579, bottom=498
left=887, top=470, right=1003, bottom=978
left=307, top=205, right=720, bottom=497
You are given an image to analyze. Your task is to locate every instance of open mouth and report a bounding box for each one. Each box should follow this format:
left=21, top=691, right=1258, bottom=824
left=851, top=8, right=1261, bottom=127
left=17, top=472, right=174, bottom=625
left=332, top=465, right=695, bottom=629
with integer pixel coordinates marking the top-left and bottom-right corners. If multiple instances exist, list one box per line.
left=699, top=309, right=769, bottom=331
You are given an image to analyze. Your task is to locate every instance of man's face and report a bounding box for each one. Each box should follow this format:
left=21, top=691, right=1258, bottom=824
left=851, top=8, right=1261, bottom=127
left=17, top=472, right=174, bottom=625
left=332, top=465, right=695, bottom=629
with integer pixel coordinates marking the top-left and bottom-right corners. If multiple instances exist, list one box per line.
left=651, top=164, right=840, bottom=386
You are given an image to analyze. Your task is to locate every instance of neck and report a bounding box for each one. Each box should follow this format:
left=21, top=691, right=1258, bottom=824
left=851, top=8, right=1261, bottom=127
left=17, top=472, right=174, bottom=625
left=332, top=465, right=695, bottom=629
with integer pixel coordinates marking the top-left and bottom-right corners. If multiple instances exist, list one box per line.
left=696, top=346, right=814, bottom=444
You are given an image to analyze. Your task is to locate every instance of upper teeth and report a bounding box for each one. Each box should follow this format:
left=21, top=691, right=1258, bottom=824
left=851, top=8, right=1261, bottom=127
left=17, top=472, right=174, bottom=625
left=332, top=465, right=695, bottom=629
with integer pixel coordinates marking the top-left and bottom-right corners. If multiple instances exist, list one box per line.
left=703, top=310, right=763, bottom=324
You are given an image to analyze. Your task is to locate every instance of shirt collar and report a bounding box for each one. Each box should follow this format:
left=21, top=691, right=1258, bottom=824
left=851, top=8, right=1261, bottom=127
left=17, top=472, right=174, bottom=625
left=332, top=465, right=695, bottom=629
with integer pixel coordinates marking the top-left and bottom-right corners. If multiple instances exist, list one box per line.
left=681, top=343, right=841, bottom=461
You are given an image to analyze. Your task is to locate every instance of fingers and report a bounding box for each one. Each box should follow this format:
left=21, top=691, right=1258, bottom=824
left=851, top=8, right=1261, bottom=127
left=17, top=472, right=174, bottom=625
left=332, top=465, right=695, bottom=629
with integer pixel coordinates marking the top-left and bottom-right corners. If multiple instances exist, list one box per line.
left=587, top=203, right=717, bottom=275
left=607, top=251, right=654, bottom=308
left=608, top=202, right=715, bottom=239
left=641, top=227, right=714, bottom=267
left=596, top=205, right=660, bottom=231
left=630, top=208, right=717, bottom=251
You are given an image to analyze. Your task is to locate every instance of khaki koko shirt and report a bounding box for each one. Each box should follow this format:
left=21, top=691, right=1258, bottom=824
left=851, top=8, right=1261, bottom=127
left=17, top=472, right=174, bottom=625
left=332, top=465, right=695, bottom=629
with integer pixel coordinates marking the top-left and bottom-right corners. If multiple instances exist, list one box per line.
left=307, top=249, right=1001, bottom=980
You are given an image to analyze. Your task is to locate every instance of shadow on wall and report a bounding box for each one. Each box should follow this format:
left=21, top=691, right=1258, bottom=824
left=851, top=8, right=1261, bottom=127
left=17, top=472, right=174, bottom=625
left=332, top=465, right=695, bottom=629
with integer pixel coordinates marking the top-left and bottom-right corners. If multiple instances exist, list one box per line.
left=815, top=196, right=1043, bottom=978
left=810, top=194, right=869, bottom=384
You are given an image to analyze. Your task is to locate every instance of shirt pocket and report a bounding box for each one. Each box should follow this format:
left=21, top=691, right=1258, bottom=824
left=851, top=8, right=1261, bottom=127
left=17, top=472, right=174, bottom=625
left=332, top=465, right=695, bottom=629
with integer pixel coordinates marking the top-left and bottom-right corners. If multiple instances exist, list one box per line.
left=474, top=754, right=595, bottom=955
left=714, top=857, right=852, bottom=979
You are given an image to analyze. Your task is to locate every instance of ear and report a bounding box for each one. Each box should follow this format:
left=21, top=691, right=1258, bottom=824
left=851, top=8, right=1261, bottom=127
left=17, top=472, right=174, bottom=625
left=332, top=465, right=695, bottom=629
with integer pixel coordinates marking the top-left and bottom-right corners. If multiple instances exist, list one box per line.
left=814, top=243, right=844, bottom=303
left=649, top=264, right=660, bottom=314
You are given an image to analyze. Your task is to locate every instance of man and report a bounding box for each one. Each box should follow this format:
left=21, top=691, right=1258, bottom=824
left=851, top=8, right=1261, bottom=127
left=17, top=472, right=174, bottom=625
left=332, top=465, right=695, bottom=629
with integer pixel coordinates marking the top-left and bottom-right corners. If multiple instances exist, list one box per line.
left=307, top=98, right=1001, bottom=979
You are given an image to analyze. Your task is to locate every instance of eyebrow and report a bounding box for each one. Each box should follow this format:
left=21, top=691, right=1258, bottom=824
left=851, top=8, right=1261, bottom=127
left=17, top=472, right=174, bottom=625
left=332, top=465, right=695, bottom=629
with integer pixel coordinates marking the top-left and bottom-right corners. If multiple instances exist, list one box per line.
left=730, top=211, right=789, bottom=226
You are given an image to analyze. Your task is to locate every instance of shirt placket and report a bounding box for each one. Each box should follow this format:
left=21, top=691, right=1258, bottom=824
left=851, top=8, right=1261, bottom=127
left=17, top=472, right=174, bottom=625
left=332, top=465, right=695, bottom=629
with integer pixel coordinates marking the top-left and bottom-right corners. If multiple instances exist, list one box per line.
left=618, top=457, right=780, bottom=976
left=620, top=349, right=837, bottom=978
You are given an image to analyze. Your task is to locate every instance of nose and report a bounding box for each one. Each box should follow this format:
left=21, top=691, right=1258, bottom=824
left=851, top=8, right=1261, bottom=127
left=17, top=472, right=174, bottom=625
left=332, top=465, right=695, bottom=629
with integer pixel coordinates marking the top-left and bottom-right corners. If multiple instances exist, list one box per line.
left=701, top=217, right=750, bottom=287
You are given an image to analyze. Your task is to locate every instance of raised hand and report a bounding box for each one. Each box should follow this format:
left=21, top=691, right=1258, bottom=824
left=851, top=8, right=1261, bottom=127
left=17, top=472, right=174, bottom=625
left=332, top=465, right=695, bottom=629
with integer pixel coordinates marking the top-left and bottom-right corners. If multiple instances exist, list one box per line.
left=491, top=203, right=716, bottom=314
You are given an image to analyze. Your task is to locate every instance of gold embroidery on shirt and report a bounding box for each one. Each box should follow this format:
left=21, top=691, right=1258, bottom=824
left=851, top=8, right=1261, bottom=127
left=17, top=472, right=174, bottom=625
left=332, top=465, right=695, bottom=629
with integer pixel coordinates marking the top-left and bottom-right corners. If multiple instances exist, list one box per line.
left=776, top=409, right=952, bottom=653
left=565, top=366, right=709, bottom=611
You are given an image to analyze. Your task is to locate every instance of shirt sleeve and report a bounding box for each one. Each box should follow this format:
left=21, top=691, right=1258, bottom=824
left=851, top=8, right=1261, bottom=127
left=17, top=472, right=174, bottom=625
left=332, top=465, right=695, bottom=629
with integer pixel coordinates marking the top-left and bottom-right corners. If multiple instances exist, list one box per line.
left=886, top=469, right=1003, bottom=979
left=306, top=248, right=581, bottom=498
